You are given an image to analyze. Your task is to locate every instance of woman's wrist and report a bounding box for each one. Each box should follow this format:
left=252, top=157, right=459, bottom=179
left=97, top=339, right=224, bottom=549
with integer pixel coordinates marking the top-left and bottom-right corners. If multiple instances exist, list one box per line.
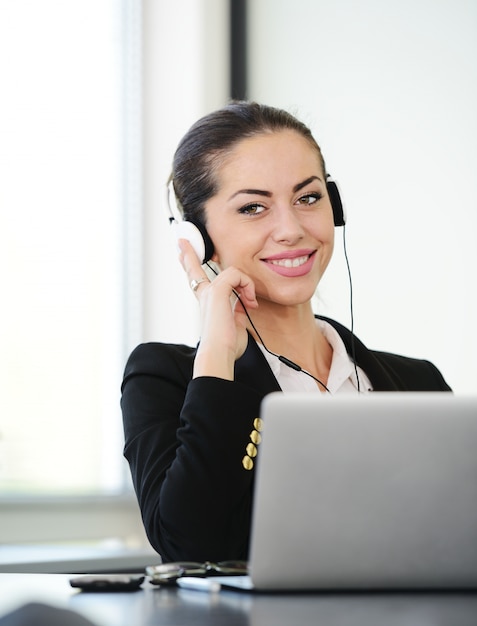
left=193, top=346, right=236, bottom=381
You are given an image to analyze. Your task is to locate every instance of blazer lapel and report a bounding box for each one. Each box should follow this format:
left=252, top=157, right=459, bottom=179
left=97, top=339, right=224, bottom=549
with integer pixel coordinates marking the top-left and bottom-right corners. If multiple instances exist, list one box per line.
left=234, top=333, right=282, bottom=395
left=317, top=316, right=402, bottom=391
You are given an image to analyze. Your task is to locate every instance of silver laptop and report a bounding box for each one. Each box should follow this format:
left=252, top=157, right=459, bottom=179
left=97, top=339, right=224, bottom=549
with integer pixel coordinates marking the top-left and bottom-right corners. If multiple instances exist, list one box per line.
left=213, top=392, right=477, bottom=591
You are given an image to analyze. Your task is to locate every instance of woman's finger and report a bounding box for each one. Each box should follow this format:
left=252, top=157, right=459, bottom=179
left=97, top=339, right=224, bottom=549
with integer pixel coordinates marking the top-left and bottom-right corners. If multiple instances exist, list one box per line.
left=178, top=238, right=210, bottom=293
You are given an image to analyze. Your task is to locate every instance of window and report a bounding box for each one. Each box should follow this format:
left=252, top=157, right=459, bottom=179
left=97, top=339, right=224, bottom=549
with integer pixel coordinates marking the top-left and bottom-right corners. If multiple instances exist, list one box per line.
left=0, top=0, right=141, bottom=497
left=0, top=0, right=227, bottom=557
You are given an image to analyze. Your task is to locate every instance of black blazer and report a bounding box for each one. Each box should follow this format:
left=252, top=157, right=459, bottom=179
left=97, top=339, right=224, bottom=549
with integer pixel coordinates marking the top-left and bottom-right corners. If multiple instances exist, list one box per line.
left=121, top=316, right=451, bottom=562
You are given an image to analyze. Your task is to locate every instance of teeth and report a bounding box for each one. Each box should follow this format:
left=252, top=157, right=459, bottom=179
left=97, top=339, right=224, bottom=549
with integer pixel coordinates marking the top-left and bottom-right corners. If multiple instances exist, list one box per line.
left=269, top=255, right=308, bottom=268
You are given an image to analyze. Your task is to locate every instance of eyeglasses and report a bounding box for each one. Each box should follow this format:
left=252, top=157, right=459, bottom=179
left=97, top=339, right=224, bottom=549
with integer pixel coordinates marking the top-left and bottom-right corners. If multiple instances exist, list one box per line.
left=146, top=560, right=248, bottom=585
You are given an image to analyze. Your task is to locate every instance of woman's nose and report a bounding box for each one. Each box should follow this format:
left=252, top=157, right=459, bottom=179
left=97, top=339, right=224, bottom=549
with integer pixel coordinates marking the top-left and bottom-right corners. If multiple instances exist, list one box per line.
left=271, top=205, right=305, bottom=245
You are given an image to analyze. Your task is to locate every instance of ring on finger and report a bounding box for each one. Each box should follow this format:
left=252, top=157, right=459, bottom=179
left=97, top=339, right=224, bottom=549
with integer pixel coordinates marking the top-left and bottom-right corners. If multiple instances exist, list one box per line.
left=190, top=277, right=209, bottom=292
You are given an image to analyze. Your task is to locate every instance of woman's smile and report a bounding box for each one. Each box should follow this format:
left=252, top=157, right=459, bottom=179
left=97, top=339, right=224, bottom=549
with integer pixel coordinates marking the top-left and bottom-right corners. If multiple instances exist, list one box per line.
left=261, top=249, right=316, bottom=277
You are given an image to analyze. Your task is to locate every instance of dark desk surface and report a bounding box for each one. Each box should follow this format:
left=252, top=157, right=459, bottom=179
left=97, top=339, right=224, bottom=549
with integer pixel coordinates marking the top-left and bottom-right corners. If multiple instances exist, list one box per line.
left=1, top=574, right=477, bottom=626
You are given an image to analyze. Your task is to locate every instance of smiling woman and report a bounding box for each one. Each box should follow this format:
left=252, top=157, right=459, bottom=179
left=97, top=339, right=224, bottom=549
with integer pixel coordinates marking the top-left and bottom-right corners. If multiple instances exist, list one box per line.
left=120, top=101, right=452, bottom=565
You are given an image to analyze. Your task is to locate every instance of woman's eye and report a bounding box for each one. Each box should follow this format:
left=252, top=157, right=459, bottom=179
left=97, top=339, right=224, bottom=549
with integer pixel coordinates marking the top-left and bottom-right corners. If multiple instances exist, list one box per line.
left=297, top=193, right=322, bottom=206
left=239, top=203, right=265, bottom=215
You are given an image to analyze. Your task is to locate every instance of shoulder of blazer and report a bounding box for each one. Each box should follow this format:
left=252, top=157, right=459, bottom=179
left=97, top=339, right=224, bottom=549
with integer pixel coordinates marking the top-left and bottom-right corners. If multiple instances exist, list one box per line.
left=122, top=342, right=196, bottom=390
left=122, top=335, right=281, bottom=396
left=316, top=315, right=452, bottom=391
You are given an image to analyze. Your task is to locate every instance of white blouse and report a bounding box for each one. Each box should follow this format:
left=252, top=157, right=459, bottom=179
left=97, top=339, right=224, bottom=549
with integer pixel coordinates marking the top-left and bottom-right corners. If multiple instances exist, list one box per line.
left=257, top=319, right=373, bottom=394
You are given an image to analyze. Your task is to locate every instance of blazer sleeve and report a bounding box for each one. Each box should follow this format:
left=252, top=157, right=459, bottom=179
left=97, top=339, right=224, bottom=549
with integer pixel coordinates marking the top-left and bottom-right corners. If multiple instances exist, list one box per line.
left=120, top=342, right=265, bottom=562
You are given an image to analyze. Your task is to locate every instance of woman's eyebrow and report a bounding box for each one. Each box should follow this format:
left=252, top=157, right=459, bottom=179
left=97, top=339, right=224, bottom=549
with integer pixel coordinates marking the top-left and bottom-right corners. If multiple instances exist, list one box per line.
left=293, top=175, right=322, bottom=193
left=228, top=176, right=323, bottom=201
left=228, top=188, right=272, bottom=201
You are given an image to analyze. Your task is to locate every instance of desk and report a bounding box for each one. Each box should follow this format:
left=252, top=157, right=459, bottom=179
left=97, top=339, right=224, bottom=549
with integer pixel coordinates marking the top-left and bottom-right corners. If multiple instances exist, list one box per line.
left=0, top=544, right=160, bottom=574
left=1, top=574, right=477, bottom=626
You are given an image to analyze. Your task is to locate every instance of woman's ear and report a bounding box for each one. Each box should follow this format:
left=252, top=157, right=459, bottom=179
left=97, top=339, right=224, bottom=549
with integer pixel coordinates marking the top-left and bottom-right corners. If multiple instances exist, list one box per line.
left=206, top=255, right=221, bottom=277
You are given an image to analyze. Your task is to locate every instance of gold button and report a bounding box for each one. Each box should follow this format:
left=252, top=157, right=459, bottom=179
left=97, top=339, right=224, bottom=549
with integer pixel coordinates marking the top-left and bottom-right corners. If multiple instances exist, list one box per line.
left=250, top=430, right=261, bottom=445
left=253, top=418, right=264, bottom=432
left=242, top=455, right=254, bottom=470
left=246, top=443, right=257, bottom=458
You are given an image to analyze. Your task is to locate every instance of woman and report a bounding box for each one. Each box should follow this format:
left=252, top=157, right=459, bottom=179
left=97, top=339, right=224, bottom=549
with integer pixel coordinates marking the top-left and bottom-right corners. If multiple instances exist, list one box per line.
left=121, top=102, right=451, bottom=563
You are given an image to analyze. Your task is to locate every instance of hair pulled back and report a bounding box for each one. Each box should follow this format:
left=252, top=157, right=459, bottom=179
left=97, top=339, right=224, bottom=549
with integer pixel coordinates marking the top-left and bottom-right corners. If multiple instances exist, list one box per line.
left=171, top=101, right=326, bottom=225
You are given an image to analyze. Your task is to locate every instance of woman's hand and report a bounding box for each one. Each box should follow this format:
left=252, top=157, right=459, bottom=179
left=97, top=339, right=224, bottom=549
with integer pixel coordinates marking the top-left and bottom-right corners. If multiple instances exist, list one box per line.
left=178, top=238, right=258, bottom=380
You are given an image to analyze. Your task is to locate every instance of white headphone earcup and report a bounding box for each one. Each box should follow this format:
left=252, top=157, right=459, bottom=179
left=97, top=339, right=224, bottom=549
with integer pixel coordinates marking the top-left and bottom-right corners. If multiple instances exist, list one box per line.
left=171, top=220, right=206, bottom=264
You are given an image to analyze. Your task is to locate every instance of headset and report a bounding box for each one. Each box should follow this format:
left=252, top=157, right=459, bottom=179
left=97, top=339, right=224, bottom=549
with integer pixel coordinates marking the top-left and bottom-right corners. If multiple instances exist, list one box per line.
left=166, top=175, right=357, bottom=392
left=167, top=176, right=346, bottom=264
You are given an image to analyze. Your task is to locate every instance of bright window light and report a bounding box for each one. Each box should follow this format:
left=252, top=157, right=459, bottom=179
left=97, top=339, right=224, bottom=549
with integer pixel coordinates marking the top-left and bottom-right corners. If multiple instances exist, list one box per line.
left=0, top=0, right=140, bottom=495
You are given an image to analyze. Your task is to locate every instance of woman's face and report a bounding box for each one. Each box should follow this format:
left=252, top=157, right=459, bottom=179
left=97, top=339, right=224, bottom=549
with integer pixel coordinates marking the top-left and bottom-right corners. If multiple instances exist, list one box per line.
left=205, top=130, right=335, bottom=307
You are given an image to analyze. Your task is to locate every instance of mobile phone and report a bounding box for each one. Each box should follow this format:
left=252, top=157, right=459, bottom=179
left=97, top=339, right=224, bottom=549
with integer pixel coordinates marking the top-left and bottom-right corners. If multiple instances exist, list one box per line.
left=69, top=574, right=145, bottom=592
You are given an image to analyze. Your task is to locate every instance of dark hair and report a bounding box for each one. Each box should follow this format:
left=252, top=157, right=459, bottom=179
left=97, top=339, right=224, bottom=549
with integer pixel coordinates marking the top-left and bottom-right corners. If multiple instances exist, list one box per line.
left=171, top=101, right=327, bottom=225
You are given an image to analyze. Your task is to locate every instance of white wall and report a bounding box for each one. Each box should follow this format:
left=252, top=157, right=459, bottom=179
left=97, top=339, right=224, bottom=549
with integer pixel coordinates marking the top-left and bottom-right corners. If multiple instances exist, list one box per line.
left=248, top=0, right=477, bottom=393
left=140, top=0, right=229, bottom=350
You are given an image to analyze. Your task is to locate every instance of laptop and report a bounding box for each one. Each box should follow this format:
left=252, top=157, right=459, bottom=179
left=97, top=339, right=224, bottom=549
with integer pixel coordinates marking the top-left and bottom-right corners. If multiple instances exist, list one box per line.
left=208, top=392, right=477, bottom=592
